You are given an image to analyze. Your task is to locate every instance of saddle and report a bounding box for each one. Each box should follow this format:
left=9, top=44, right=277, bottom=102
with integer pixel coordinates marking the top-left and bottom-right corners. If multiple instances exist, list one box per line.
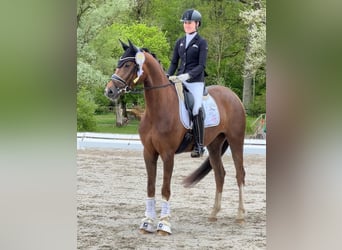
left=169, top=76, right=208, bottom=121
left=183, top=84, right=208, bottom=121
left=169, top=76, right=217, bottom=154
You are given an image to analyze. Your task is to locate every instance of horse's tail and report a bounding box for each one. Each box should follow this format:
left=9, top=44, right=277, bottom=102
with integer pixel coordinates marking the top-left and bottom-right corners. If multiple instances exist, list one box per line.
left=183, top=140, right=229, bottom=188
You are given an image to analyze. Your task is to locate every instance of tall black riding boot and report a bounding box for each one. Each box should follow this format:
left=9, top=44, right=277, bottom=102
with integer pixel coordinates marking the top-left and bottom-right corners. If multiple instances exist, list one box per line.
left=191, top=110, right=205, bottom=158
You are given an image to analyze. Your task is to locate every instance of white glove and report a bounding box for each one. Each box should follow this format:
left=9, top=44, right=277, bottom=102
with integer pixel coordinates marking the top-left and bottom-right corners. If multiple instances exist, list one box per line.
left=169, top=75, right=178, bottom=82
left=177, top=73, right=190, bottom=82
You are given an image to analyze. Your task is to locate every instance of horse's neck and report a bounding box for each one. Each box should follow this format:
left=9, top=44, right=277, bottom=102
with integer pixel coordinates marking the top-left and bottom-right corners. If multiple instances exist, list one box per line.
left=144, top=90, right=178, bottom=127
left=144, top=57, right=167, bottom=87
left=144, top=76, right=174, bottom=108
left=143, top=59, right=177, bottom=117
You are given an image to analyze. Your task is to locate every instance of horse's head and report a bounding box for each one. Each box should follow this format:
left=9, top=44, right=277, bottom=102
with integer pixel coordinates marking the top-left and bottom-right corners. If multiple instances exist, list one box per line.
left=105, top=40, right=145, bottom=101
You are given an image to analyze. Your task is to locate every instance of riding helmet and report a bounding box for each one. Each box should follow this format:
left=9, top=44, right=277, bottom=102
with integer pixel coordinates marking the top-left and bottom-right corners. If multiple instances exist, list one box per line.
left=180, top=9, right=202, bottom=27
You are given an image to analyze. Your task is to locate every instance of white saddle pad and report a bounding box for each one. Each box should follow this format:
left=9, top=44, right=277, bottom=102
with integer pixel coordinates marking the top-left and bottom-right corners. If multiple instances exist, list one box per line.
left=174, top=81, right=220, bottom=129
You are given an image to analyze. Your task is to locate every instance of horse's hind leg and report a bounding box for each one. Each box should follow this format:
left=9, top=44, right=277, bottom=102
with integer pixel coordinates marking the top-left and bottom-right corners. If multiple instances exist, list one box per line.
left=207, top=138, right=226, bottom=221
left=229, top=137, right=246, bottom=223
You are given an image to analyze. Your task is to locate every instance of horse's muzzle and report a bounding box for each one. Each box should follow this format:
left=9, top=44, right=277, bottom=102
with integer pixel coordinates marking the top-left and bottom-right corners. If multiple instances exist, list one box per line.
left=104, top=86, right=119, bottom=101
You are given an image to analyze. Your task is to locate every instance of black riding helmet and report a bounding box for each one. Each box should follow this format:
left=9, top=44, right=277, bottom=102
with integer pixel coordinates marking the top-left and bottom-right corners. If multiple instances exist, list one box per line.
left=180, top=9, right=202, bottom=27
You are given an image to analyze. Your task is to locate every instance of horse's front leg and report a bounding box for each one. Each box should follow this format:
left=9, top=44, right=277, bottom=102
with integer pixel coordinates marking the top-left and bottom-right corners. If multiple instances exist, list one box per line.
left=156, top=153, right=174, bottom=235
left=139, top=149, right=158, bottom=234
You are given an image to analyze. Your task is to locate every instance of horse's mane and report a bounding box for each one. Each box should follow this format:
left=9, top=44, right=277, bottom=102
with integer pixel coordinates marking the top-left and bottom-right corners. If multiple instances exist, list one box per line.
left=141, top=48, right=160, bottom=64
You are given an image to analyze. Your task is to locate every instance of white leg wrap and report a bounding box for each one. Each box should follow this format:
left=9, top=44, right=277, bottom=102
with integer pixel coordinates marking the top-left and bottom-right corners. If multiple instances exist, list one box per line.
left=140, top=198, right=156, bottom=233
left=157, top=199, right=172, bottom=234
left=160, top=199, right=171, bottom=218
left=145, top=197, right=156, bottom=219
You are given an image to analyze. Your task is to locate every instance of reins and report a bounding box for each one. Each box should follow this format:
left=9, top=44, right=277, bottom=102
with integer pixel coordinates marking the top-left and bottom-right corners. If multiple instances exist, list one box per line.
left=143, top=82, right=174, bottom=91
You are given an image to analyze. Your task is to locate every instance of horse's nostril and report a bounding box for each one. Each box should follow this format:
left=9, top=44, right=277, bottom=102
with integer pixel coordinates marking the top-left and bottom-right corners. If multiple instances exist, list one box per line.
left=105, top=89, right=113, bottom=96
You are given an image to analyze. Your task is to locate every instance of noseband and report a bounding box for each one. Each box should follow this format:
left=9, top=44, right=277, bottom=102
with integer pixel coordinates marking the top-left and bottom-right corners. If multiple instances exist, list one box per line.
left=110, top=74, right=131, bottom=94
left=110, top=56, right=138, bottom=94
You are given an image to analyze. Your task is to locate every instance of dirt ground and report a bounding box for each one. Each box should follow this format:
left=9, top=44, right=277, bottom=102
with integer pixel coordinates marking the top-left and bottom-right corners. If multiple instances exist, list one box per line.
left=77, top=149, right=266, bottom=249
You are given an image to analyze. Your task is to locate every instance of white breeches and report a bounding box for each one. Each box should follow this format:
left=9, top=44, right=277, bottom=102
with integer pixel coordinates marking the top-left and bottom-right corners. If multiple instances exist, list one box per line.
left=183, top=81, right=204, bottom=115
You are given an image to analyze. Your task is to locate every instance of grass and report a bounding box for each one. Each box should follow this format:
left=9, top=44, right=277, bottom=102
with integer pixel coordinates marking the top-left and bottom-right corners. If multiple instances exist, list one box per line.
left=94, top=113, right=259, bottom=136
left=246, top=116, right=257, bottom=135
left=94, top=113, right=140, bottom=134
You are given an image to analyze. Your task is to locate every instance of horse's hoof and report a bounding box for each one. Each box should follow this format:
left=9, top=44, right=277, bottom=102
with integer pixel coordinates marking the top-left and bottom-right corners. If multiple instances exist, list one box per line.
left=157, top=218, right=172, bottom=235
left=139, top=217, right=156, bottom=233
left=208, top=216, right=217, bottom=222
left=156, top=230, right=171, bottom=236
left=139, top=228, right=153, bottom=234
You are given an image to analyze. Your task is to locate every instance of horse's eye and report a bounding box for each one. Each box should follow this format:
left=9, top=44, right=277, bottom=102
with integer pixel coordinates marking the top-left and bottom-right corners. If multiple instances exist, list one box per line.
left=125, top=63, right=131, bottom=68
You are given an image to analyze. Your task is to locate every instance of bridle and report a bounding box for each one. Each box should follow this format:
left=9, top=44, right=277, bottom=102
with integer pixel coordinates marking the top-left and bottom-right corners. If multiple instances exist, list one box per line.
left=110, top=54, right=173, bottom=93
left=110, top=56, right=138, bottom=94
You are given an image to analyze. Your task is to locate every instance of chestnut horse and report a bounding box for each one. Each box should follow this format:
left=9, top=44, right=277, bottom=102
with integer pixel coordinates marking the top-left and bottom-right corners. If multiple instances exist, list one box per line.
left=105, top=40, right=246, bottom=235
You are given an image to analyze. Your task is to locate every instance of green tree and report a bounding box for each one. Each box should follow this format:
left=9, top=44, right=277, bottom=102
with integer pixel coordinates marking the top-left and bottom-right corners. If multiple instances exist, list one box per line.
left=77, top=0, right=130, bottom=129
left=77, top=87, right=97, bottom=131
left=91, top=22, right=171, bottom=109
left=240, top=0, right=266, bottom=112
left=92, top=23, right=170, bottom=72
left=200, top=0, right=248, bottom=98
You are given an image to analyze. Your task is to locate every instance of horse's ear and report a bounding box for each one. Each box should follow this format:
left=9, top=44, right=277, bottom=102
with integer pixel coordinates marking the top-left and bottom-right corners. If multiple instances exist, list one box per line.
left=128, top=39, right=138, bottom=53
left=128, top=39, right=134, bottom=48
left=119, top=39, right=129, bottom=51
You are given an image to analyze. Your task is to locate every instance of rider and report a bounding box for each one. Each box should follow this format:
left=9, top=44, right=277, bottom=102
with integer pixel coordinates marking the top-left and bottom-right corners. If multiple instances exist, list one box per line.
left=167, top=9, right=208, bottom=157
